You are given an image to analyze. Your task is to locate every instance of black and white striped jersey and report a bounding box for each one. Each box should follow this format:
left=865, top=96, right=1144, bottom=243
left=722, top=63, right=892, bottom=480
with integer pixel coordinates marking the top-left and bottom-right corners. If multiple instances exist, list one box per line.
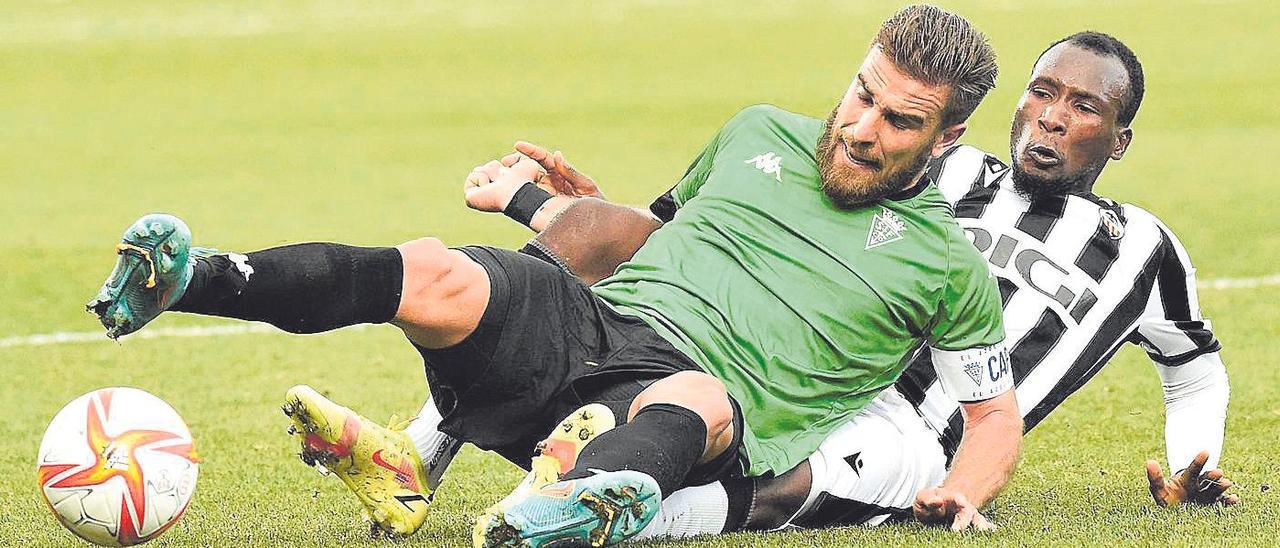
left=894, top=145, right=1224, bottom=461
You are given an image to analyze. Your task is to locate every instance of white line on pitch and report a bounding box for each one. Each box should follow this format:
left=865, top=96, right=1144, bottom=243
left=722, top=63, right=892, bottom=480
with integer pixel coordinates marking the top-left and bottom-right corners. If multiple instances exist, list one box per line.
left=1, top=274, right=1276, bottom=349
left=1196, top=273, right=1280, bottom=290
left=0, top=324, right=277, bottom=348
left=0, top=324, right=371, bottom=349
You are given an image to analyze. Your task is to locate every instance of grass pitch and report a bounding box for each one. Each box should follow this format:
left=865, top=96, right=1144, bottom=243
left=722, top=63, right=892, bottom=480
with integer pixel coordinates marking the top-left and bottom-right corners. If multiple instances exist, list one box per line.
left=2, top=1, right=1278, bottom=546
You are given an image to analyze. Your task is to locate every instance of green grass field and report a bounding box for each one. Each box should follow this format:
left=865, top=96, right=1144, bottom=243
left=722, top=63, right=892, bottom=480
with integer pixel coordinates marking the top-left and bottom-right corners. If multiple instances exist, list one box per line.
left=3, top=1, right=1278, bottom=545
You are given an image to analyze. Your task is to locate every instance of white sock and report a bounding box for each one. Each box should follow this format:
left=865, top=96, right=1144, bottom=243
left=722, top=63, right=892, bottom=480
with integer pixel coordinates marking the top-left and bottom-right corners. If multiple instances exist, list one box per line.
left=402, top=398, right=461, bottom=490
left=633, top=481, right=729, bottom=540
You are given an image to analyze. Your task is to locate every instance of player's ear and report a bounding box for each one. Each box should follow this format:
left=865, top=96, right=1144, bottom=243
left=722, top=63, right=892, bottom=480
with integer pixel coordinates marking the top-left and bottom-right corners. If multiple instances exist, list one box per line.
left=932, top=122, right=966, bottom=156
left=1111, top=127, right=1133, bottom=161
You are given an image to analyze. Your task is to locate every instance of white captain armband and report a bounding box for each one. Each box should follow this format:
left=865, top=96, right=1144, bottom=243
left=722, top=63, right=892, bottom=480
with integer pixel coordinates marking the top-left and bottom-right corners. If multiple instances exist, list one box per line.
left=930, top=343, right=1013, bottom=402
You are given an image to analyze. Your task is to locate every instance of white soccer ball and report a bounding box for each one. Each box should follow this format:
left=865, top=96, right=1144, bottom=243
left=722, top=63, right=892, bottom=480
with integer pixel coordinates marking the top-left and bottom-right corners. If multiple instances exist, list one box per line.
left=37, top=387, right=198, bottom=546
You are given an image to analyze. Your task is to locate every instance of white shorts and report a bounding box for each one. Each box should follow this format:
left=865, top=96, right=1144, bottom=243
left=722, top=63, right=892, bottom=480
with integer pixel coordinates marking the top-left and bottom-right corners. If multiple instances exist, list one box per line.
left=785, top=388, right=947, bottom=528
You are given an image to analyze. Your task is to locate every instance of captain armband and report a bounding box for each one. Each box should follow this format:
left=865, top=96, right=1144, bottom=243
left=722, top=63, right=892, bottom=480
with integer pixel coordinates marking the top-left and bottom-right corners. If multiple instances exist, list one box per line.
left=930, top=342, right=1014, bottom=402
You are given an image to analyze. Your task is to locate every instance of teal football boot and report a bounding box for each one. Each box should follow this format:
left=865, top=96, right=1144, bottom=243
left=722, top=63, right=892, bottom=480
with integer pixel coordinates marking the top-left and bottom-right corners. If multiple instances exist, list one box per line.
left=476, top=470, right=660, bottom=548
left=86, top=214, right=211, bottom=339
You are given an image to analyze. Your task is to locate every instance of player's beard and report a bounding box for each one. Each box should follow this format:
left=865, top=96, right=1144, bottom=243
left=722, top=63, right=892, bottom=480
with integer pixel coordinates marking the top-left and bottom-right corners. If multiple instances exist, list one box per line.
left=1008, top=120, right=1107, bottom=202
left=1008, top=147, right=1107, bottom=203
left=817, top=106, right=931, bottom=209
left=1010, top=164, right=1080, bottom=202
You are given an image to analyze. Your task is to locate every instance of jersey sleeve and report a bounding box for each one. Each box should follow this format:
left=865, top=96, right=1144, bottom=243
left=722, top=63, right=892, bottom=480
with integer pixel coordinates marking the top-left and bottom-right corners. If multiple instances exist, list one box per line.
left=927, top=238, right=1011, bottom=402
left=1130, top=219, right=1229, bottom=471
left=649, top=120, right=725, bottom=222
left=650, top=106, right=768, bottom=221
left=1131, top=221, right=1221, bottom=364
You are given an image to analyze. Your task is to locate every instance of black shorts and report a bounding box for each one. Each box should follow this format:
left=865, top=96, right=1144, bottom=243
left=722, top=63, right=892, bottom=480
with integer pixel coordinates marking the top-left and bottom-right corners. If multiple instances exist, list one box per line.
left=411, top=245, right=744, bottom=485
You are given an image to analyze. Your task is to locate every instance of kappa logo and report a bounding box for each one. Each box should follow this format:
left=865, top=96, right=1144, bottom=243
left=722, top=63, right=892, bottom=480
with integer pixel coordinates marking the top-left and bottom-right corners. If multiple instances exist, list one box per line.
left=745, top=152, right=783, bottom=182
left=226, top=252, right=255, bottom=281
left=843, top=452, right=865, bottom=478
left=964, top=361, right=984, bottom=386
left=865, top=208, right=907, bottom=250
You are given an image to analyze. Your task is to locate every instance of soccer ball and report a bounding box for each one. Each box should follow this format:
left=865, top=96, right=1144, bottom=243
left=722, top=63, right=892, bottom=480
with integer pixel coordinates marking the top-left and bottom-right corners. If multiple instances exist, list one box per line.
left=36, top=387, right=198, bottom=546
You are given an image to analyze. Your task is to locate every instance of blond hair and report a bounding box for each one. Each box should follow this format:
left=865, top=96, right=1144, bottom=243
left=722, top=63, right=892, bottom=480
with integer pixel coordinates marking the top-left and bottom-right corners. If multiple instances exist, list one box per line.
left=873, top=5, right=998, bottom=126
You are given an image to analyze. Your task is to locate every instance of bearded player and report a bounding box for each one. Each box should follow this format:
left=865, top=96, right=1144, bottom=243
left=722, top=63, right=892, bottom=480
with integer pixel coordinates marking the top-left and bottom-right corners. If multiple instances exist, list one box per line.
left=87, top=6, right=1021, bottom=546
left=464, top=30, right=1235, bottom=537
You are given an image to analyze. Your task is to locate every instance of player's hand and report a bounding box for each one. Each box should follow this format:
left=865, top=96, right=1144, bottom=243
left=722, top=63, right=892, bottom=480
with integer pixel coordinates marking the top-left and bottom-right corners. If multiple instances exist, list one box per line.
left=463, top=156, right=546, bottom=213
left=514, top=141, right=606, bottom=199
left=1145, top=450, right=1239, bottom=507
left=913, top=487, right=997, bottom=532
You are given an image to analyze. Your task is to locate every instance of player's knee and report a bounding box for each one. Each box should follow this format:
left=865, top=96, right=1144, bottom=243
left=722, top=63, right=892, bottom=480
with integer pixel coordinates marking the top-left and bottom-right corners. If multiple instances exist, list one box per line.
left=397, top=238, right=474, bottom=303
left=397, top=237, right=451, bottom=278
left=393, top=238, right=488, bottom=345
left=632, top=371, right=734, bottom=454
left=396, top=238, right=448, bottom=309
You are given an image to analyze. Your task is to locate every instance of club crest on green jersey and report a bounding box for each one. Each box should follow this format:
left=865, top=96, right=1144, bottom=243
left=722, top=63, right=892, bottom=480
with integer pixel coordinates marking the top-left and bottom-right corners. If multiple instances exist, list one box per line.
left=865, top=208, right=907, bottom=250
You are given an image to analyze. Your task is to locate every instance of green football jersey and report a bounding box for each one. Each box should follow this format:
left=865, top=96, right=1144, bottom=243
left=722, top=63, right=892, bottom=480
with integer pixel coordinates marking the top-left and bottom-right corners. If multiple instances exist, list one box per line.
left=591, top=105, right=1006, bottom=476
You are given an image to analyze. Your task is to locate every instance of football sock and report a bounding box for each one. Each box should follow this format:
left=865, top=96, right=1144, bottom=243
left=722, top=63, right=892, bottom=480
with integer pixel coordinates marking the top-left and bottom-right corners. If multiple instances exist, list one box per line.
left=403, top=399, right=462, bottom=489
left=562, top=403, right=707, bottom=500
left=172, top=243, right=403, bottom=334
left=633, top=482, right=730, bottom=539
left=721, top=476, right=757, bottom=531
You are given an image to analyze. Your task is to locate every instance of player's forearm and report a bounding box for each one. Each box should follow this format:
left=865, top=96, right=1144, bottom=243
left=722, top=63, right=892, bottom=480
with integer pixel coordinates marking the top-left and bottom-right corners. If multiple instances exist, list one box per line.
left=528, top=195, right=581, bottom=233
left=942, top=391, right=1022, bottom=507
left=533, top=197, right=662, bottom=285
left=1160, top=352, right=1230, bottom=471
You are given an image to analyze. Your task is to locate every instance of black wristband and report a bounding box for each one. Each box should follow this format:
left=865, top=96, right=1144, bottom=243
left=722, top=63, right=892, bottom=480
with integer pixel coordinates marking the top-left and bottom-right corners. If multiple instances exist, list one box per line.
left=503, top=183, right=554, bottom=228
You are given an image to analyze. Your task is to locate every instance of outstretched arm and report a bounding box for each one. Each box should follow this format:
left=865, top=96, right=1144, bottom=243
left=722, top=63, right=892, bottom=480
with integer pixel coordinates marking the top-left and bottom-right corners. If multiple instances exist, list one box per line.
left=1131, top=221, right=1234, bottom=507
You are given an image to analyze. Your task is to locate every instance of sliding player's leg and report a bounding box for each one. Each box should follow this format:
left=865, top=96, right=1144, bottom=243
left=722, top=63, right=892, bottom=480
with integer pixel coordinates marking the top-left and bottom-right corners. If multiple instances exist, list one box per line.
left=84, top=215, right=531, bottom=537
left=87, top=214, right=487, bottom=350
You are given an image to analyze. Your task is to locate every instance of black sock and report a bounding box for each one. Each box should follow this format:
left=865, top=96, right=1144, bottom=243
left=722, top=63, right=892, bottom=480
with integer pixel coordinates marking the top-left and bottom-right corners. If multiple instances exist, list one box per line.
left=562, top=403, right=707, bottom=499
left=721, top=476, right=757, bottom=532
left=172, top=243, right=403, bottom=334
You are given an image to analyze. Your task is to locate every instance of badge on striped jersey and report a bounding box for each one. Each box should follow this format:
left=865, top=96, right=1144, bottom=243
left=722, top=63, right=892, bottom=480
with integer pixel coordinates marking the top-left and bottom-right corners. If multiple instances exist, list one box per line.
left=1100, top=209, right=1125, bottom=240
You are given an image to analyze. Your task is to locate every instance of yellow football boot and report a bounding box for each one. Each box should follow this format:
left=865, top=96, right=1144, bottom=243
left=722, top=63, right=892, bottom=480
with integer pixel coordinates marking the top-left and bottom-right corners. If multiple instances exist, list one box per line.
left=281, top=385, right=433, bottom=539
left=474, top=403, right=617, bottom=547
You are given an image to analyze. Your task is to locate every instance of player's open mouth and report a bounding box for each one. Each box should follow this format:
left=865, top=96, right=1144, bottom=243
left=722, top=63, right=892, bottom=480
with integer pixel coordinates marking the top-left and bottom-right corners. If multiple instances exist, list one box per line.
left=1025, top=144, right=1061, bottom=168
left=842, top=141, right=881, bottom=171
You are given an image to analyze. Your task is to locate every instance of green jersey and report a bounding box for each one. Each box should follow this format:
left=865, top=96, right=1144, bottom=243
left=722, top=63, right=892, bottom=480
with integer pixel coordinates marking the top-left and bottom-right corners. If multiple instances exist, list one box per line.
left=591, top=105, right=1006, bottom=476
